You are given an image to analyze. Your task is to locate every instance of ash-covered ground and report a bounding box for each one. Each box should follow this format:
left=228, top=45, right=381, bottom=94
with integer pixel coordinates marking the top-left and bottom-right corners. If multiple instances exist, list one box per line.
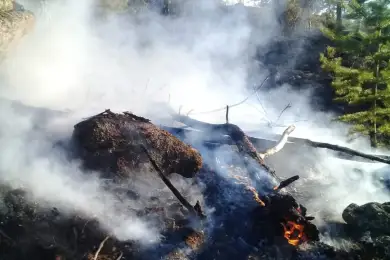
left=0, top=0, right=389, bottom=259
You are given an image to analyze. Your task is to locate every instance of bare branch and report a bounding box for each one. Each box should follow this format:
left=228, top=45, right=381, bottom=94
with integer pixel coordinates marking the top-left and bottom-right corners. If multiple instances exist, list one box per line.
left=258, top=125, right=296, bottom=159
left=275, top=103, right=292, bottom=123
left=116, top=252, right=123, bottom=260
left=0, top=228, right=14, bottom=244
left=93, top=236, right=110, bottom=260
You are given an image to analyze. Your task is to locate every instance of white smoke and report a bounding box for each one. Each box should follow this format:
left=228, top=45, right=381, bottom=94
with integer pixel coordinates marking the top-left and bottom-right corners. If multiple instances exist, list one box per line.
left=0, top=0, right=388, bottom=246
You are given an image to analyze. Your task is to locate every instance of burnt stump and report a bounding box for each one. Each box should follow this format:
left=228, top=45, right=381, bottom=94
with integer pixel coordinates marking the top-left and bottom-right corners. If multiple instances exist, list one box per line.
left=72, top=110, right=202, bottom=179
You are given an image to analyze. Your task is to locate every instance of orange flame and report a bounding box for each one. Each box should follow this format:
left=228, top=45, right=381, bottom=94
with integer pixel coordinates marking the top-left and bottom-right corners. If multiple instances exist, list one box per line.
left=231, top=174, right=266, bottom=207
left=273, top=185, right=279, bottom=190
left=246, top=186, right=266, bottom=206
left=282, top=221, right=307, bottom=246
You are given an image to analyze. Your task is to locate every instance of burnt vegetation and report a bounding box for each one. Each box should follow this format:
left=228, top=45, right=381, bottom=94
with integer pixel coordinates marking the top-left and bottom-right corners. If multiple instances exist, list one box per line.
left=0, top=107, right=389, bottom=260
left=1, top=0, right=390, bottom=260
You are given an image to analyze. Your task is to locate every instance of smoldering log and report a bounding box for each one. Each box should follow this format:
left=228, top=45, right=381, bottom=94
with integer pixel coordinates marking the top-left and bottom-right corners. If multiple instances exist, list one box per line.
left=170, top=114, right=279, bottom=179
left=250, top=192, right=320, bottom=246
left=273, top=175, right=299, bottom=191
left=72, top=110, right=203, bottom=179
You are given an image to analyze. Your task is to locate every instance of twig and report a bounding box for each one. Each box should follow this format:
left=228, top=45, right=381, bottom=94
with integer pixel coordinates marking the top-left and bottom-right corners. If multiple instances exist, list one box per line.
left=178, top=105, right=182, bottom=115
left=116, top=252, right=123, bottom=260
left=275, top=103, right=292, bottom=123
left=258, top=125, right=296, bottom=159
left=0, top=228, right=14, bottom=244
left=225, top=105, right=229, bottom=124
left=93, top=236, right=110, bottom=260
left=81, top=219, right=92, bottom=235
left=140, top=145, right=206, bottom=219
left=182, top=74, right=270, bottom=116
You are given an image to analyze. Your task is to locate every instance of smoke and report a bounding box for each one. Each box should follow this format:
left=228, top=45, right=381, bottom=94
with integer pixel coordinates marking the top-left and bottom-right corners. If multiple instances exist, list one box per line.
left=0, top=0, right=388, bottom=247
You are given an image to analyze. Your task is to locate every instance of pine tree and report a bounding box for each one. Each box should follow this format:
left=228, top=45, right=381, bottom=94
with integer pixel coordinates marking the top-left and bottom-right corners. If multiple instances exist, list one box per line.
left=320, top=0, right=390, bottom=147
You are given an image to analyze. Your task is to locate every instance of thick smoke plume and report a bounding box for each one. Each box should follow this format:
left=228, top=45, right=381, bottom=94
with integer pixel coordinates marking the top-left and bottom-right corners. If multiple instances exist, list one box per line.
left=0, top=0, right=388, bottom=245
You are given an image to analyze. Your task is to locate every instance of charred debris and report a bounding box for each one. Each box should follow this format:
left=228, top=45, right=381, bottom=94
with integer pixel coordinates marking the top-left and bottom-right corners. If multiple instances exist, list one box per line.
left=0, top=108, right=390, bottom=260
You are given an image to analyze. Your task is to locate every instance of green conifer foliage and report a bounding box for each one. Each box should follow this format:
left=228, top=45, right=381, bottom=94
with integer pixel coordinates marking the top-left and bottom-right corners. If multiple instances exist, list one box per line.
left=320, top=0, right=390, bottom=147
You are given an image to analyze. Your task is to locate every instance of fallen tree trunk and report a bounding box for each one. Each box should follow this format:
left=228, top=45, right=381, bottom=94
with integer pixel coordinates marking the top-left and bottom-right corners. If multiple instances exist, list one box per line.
left=163, top=125, right=390, bottom=165
left=171, top=114, right=287, bottom=180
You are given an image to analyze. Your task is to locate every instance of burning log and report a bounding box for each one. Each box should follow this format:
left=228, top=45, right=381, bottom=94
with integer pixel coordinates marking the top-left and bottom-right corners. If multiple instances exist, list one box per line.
left=251, top=193, right=319, bottom=247
left=72, top=110, right=203, bottom=179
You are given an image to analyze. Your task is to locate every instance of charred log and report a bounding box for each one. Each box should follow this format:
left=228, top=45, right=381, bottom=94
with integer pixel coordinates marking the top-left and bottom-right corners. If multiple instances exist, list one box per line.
left=170, top=114, right=281, bottom=180
left=250, top=193, right=319, bottom=247
left=72, top=110, right=203, bottom=179
left=273, top=175, right=300, bottom=191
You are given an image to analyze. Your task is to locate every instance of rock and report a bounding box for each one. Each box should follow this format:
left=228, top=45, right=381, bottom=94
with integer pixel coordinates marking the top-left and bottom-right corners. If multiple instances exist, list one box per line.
left=72, top=110, right=202, bottom=179
left=372, top=236, right=390, bottom=259
left=294, top=241, right=364, bottom=260
left=0, top=9, right=35, bottom=56
left=342, top=202, right=390, bottom=235
left=0, top=0, right=13, bottom=12
left=98, top=0, right=129, bottom=12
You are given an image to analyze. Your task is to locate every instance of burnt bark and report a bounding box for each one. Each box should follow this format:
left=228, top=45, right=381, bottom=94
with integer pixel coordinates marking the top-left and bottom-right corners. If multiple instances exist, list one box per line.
left=171, top=114, right=277, bottom=180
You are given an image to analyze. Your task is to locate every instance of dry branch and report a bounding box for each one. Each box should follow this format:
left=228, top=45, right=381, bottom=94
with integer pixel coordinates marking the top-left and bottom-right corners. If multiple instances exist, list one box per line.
left=302, top=140, right=390, bottom=165
left=258, top=125, right=295, bottom=159
left=93, top=236, right=110, bottom=260
left=140, top=145, right=206, bottom=219
left=116, top=252, right=123, bottom=260
left=0, top=228, right=14, bottom=244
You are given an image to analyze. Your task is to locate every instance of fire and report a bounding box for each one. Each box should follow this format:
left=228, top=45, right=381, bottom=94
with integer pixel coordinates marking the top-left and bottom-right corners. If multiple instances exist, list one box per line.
left=246, top=186, right=266, bottom=206
left=231, top=174, right=266, bottom=206
left=282, top=221, right=307, bottom=246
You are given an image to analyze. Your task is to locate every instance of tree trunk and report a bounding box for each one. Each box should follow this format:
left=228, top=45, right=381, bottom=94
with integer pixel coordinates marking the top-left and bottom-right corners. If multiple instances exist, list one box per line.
left=336, top=0, right=342, bottom=33
left=372, top=29, right=382, bottom=148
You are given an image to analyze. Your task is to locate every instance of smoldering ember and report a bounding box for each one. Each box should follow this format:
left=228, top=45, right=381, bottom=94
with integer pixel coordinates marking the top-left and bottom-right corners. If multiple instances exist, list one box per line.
left=1, top=1, right=390, bottom=260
